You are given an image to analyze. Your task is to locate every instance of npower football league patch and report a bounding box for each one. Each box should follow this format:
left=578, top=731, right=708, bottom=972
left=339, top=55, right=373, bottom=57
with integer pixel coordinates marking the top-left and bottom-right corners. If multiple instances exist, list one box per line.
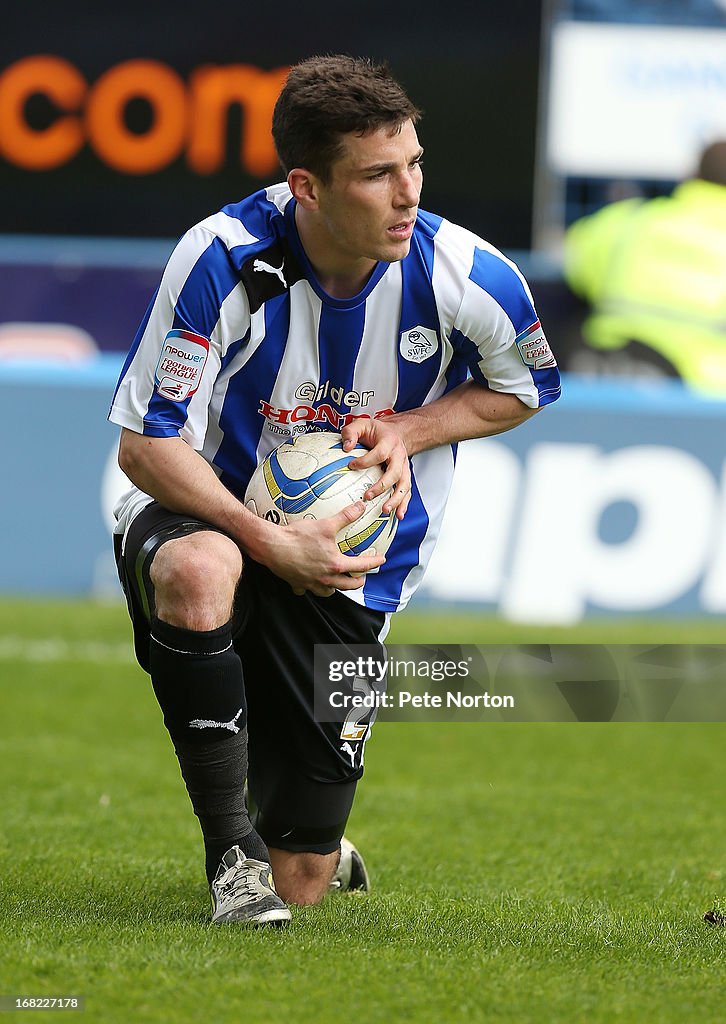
left=154, top=329, right=209, bottom=402
left=515, top=320, right=556, bottom=370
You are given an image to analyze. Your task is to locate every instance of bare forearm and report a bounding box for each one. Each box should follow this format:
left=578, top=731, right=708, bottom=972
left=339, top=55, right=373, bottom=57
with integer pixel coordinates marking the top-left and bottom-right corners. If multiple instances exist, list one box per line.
left=387, top=380, right=538, bottom=456
left=116, top=429, right=385, bottom=591
left=117, top=429, right=268, bottom=554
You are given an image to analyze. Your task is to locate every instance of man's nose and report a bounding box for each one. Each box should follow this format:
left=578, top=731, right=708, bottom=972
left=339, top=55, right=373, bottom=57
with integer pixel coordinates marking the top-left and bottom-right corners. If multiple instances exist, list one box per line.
left=395, top=169, right=421, bottom=208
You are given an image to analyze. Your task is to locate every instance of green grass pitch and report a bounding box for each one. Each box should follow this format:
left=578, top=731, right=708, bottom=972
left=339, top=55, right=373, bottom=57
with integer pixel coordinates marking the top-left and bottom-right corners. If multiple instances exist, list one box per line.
left=1, top=599, right=725, bottom=1023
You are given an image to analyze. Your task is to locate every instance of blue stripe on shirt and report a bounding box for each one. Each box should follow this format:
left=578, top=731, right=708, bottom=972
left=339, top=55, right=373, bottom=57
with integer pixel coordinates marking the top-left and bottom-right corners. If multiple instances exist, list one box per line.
left=364, top=215, right=441, bottom=608
left=469, top=247, right=536, bottom=334
left=220, top=329, right=251, bottom=372
left=215, top=294, right=291, bottom=498
left=317, top=303, right=367, bottom=423
left=172, top=237, right=242, bottom=337
left=110, top=286, right=159, bottom=410
left=363, top=468, right=430, bottom=610
left=449, top=328, right=490, bottom=387
left=396, top=226, right=443, bottom=409
left=530, top=366, right=561, bottom=406
left=220, top=192, right=283, bottom=246
left=443, top=341, right=474, bottom=395
left=468, top=247, right=561, bottom=407
left=143, top=237, right=241, bottom=435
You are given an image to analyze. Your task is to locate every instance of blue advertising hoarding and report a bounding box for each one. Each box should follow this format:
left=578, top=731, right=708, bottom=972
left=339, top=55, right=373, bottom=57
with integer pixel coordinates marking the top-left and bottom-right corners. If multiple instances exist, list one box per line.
left=1, top=362, right=724, bottom=624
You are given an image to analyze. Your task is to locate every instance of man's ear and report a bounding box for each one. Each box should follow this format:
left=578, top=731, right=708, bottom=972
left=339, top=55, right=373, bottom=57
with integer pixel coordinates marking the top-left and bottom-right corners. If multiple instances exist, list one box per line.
left=288, top=168, right=321, bottom=210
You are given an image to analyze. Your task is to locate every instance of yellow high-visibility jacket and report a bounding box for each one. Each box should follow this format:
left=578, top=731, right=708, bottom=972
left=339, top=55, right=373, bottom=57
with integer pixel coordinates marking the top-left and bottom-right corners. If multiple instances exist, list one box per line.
left=564, top=180, right=726, bottom=396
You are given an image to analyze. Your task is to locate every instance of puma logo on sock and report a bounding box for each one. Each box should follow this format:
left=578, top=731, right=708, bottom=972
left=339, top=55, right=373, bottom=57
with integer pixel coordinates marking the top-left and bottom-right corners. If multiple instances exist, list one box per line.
left=189, top=707, right=244, bottom=734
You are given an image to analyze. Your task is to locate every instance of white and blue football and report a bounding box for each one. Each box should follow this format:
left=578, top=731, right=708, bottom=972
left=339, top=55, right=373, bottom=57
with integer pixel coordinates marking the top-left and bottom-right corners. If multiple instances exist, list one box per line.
left=244, top=431, right=398, bottom=567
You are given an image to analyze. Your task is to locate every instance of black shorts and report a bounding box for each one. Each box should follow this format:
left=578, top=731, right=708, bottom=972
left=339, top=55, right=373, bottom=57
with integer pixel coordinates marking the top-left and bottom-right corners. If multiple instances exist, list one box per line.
left=114, top=501, right=388, bottom=854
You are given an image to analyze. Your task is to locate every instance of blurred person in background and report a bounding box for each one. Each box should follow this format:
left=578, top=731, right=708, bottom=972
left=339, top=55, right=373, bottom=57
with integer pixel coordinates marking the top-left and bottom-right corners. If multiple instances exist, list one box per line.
left=563, top=140, right=726, bottom=396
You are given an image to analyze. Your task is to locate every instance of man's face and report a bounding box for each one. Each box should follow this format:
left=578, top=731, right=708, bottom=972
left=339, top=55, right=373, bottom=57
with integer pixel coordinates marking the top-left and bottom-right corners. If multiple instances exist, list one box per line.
left=314, top=118, right=424, bottom=265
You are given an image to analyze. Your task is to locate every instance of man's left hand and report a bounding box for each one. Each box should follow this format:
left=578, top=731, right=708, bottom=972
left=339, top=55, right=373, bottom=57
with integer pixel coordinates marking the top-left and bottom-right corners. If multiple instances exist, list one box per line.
left=341, top=417, right=412, bottom=519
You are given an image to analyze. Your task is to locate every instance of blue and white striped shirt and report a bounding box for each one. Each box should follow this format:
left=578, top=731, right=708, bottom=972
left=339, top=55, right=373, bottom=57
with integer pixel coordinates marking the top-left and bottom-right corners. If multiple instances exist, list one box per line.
left=109, top=183, right=560, bottom=612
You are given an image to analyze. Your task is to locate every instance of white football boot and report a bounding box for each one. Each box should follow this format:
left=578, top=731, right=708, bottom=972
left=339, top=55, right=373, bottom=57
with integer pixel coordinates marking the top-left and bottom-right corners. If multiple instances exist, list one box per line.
left=329, top=836, right=370, bottom=893
left=210, top=846, right=291, bottom=926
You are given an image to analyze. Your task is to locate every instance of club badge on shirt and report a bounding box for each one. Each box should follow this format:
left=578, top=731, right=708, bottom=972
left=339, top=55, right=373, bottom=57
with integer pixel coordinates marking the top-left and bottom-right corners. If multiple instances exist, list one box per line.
left=400, top=326, right=438, bottom=363
left=154, top=329, right=209, bottom=402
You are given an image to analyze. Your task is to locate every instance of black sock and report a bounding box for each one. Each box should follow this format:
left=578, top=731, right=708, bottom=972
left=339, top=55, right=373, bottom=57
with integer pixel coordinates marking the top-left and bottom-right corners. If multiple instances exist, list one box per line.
left=148, top=616, right=270, bottom=883
left=174, top=731, right=271, bottom=883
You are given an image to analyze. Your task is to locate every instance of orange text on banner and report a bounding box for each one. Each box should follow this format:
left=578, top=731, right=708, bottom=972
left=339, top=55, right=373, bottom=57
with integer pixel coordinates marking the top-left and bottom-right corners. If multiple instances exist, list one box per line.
left=0, top=55, right=287, bottom=176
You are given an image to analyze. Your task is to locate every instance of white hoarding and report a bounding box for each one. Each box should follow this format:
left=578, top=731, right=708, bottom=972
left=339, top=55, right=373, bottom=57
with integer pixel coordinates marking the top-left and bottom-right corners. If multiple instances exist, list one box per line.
left=548, top=21, right=726, bottom=179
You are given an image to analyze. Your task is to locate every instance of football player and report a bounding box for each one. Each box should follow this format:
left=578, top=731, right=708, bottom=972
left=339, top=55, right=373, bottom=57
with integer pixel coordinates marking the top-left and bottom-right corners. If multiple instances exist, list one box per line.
left=109, top=55, right=560, bottom=925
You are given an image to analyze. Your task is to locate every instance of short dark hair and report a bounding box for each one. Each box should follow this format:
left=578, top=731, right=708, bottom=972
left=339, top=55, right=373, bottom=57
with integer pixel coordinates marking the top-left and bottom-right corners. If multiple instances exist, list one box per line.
left=272, top=55, right=421, bottom=182
left=698, top=141, right=726, bottom=187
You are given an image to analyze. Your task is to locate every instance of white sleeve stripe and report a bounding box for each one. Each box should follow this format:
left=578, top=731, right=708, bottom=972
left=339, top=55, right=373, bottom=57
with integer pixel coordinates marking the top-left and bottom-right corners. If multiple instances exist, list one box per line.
left=197, top=211, right=260, bottom=249
left=109, top=227, right=219, bottom=435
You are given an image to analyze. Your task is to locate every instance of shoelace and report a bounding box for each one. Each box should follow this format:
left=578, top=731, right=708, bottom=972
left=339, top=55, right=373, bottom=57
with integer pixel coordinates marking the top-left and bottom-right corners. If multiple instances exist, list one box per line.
left=216, top=858, right=268, bottom=906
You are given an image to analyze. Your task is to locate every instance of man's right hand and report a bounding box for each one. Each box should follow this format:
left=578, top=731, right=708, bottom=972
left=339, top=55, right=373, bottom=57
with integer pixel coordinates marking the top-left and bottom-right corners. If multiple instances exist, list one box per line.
left=250, top=501, right=386, bottom=597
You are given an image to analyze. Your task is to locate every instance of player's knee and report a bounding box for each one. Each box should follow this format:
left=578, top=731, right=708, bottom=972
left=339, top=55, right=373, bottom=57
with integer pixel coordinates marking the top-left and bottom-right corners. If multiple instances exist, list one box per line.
left=269, top=849, right=338, bottom=906
left=150, top=532, right=242, bottom=629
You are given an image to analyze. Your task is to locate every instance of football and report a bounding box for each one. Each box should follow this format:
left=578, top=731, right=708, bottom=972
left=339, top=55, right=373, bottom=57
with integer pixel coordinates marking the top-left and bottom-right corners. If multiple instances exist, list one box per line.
left=244, top=431, right=398, bottom=568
